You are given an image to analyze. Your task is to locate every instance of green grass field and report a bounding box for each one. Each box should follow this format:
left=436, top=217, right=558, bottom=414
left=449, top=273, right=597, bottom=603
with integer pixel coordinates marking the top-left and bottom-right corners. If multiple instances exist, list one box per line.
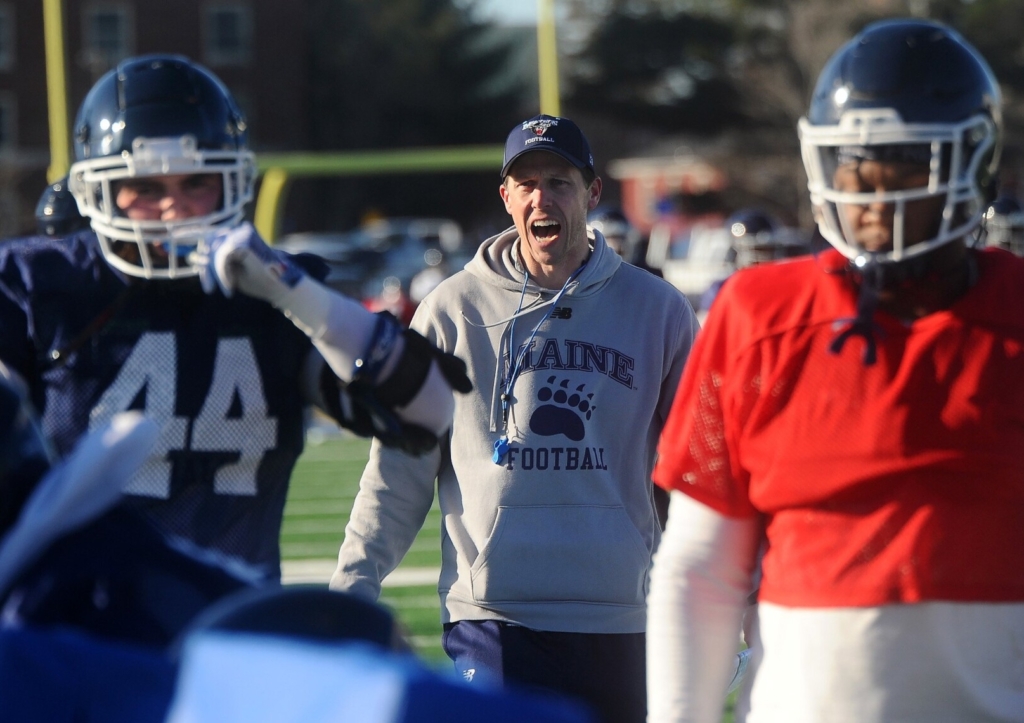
left=280, top=434, right=447, bottom=663
left=280, top=433, right=737, bottom=719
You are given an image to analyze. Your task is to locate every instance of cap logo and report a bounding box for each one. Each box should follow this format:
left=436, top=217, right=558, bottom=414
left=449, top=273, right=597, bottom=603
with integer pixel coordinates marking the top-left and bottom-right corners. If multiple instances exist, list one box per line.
left=523, top=118, right=558, bottom=136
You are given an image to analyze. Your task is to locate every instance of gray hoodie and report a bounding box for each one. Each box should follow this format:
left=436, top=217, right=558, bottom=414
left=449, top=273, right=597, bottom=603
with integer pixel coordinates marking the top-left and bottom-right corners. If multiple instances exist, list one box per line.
left=331, top=227, right=698, bottom=633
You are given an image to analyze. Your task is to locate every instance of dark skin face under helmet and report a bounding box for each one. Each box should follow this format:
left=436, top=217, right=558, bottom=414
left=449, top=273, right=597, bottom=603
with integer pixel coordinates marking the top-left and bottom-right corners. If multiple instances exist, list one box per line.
left=799, top=19, right=1002, bottom=267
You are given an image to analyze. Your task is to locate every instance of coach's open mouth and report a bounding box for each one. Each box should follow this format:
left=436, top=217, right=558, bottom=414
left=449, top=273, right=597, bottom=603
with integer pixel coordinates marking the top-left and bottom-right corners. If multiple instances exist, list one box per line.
left=532, top=219, right=561, bottom=240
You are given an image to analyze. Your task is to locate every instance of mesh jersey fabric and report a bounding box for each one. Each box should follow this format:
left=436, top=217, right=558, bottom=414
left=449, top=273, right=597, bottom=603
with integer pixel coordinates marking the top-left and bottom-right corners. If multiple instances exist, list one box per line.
left=653, top=247, right=1024, bottom=607
left=0, top=231, right=329, bottom=577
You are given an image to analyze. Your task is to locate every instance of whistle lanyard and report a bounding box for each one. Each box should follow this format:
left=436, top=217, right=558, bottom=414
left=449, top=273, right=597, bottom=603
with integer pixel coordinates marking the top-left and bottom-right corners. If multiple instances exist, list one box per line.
left=493, top=266, right=582, bottom=464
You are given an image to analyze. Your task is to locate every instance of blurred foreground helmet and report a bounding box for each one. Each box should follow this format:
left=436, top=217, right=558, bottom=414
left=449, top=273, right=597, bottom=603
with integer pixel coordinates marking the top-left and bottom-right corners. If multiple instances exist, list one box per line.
left=68, top=54, right=255, bottom=279
left=984, top=196, right=1024, bottom=256
left=727, top=208, right=811, bottom=269
left=798, top=19, right=1002, bottom=267
left=0, top=363, right=54, bottom=537
left=35, top=176, right=89, bottom=237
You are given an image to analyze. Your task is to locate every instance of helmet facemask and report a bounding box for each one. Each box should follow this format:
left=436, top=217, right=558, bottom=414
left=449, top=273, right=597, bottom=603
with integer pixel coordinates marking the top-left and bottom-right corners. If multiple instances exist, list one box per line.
left=799, top=108, right=997, bottom=267
left=70, top=135, right=256, bottom=280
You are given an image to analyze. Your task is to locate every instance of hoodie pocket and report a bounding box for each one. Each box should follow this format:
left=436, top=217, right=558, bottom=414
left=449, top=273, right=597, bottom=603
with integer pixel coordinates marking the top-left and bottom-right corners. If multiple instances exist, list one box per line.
left=469, top=504, right=650, bottom=605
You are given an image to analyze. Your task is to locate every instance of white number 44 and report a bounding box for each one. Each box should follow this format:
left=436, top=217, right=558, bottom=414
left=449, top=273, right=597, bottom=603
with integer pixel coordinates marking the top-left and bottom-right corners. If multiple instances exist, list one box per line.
left=89, top=332, right=278, bottom=498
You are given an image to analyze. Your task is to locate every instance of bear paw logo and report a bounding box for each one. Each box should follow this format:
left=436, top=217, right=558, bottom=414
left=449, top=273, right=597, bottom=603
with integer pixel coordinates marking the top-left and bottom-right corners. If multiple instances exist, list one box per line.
left=529, top=377, right=595, bottom=442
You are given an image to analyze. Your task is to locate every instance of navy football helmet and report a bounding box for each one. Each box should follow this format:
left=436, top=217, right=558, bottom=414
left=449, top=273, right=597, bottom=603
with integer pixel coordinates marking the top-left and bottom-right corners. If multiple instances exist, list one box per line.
left=35, top=176, right=90, bottom=237
left=589, top=206, right=641, bottom=261
left=798, top=19, right=1002, bottom=267
left=727, top=208, right=810, bottom=269
left=984, top=195, right=1024, bottom=256
left=68, top=55, right=255, bottom=279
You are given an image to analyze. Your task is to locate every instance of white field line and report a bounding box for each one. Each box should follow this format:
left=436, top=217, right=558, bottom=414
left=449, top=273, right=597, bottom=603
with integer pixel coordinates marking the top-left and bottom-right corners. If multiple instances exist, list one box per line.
left=282, top=558, right=439, bottom=587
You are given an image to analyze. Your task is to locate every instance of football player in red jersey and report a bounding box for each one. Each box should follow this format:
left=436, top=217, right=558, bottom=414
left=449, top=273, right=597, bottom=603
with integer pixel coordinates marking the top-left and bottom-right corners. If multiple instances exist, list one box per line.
left=647, top=19, right=1024, bottom=723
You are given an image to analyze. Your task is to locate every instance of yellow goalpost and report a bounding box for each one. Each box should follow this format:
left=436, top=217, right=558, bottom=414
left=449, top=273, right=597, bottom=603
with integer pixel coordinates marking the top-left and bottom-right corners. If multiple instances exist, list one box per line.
left=43, top=0, right=561, bottom=242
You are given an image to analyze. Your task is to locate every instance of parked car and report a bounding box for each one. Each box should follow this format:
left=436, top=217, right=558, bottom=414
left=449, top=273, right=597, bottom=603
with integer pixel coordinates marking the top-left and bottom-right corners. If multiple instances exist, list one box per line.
left=274, top=218, right=466, bottom=302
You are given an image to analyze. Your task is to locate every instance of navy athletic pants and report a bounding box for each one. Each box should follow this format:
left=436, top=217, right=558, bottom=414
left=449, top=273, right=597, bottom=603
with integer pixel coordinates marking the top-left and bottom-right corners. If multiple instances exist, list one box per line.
left=442, top=620, right=646, bottom=723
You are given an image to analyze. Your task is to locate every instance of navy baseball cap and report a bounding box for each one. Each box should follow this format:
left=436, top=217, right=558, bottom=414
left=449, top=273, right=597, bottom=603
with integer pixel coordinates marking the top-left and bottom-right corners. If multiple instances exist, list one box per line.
left=501, top=114, right=595, bottom=178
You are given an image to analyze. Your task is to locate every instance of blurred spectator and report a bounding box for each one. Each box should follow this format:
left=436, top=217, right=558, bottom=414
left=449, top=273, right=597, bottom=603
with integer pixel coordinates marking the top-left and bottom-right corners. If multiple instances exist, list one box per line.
left=409, top=248, right=452, bottom=305
left=588, top=207, right=639, bottom=258
left=588, top=207, right=662, bottom=277
left=698, top=208, right=811, bottom=316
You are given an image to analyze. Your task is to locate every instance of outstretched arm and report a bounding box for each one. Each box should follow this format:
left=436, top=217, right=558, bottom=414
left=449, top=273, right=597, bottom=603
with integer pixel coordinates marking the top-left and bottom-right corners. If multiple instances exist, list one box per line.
left=193, top=224, right=472, bottom=454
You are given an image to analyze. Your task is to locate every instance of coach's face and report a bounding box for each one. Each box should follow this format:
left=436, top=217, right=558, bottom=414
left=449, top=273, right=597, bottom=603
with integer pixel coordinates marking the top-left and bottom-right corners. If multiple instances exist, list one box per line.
left=500, top=152, right=601, bottom=289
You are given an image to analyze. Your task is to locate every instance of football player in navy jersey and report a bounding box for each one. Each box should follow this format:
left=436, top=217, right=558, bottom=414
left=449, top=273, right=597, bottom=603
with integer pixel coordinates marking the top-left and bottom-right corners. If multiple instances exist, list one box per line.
left=0, top=54, right=470, bottom=580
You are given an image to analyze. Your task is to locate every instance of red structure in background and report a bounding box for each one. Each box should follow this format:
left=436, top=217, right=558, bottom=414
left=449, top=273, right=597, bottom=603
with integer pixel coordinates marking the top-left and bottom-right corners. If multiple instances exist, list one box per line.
left=606, top=155, right=728, bottom=237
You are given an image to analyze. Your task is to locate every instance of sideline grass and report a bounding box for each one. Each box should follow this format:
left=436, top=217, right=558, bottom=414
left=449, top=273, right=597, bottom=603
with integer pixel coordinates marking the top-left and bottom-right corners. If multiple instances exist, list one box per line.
left=280, top=435, right=446, bottom=663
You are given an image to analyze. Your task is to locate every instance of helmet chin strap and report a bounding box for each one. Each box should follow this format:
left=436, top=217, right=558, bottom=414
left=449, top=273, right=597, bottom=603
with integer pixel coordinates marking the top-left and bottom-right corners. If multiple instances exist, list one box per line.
left=829, top=245, right=978, bottom=365
left=829, top=255, right=886, bottom=365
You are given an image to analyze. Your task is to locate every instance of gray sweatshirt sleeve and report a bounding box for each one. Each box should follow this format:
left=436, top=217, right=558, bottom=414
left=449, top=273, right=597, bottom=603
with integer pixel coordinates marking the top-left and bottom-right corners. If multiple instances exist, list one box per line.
left=330, top=297, right=450, bottom=601
left=329, top=438, right=442, bottom=601
left=658, top=298, right=700, bottom=424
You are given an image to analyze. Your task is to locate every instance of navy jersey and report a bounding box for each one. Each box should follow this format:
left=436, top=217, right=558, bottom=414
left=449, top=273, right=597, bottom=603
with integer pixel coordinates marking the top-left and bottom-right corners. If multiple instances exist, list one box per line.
left=0, top=232, right=330, bottom=578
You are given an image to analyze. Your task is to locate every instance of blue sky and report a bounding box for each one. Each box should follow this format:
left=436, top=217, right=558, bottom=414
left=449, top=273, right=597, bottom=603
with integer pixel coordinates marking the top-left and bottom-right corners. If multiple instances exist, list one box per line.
left=473, top=0, right=538, bottom=25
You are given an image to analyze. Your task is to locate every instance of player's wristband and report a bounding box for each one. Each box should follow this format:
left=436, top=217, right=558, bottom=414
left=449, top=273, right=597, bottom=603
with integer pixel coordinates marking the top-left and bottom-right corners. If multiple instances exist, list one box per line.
left=351, top=312, right=404, bottom=387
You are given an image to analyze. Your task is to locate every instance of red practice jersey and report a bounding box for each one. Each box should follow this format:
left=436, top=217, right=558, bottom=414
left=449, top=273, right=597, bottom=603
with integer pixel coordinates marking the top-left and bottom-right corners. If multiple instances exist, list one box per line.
left=654, top=248, right=1024, bottom=608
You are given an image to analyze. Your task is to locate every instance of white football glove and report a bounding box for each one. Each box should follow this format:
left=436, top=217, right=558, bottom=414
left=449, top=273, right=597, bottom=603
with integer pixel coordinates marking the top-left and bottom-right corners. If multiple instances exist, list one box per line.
left=192, top=223, right=472, bottom=452
left=193, top=222, right=305, bottom=305
left=192, top=222, right=366, bottom=344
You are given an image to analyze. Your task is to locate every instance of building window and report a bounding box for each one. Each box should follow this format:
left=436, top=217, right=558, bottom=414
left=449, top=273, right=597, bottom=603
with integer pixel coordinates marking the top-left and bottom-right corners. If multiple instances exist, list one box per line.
left=0, top=4, right=14, bottom=72
left=0, top=92, right=17, bottom=149
left=82, top=4, right=133, bottom=71
left=204, top=4, right=253, bottom=67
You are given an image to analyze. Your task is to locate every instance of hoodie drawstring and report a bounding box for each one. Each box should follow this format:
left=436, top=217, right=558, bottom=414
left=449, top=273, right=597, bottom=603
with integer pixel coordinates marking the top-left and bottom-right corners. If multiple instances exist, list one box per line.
left=492, top=266, right=584, bottom=465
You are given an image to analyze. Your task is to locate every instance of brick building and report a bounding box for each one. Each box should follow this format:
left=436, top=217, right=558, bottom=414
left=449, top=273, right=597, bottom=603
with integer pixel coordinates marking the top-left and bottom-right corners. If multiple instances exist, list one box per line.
left=0, top=0, right=310, bottom=236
